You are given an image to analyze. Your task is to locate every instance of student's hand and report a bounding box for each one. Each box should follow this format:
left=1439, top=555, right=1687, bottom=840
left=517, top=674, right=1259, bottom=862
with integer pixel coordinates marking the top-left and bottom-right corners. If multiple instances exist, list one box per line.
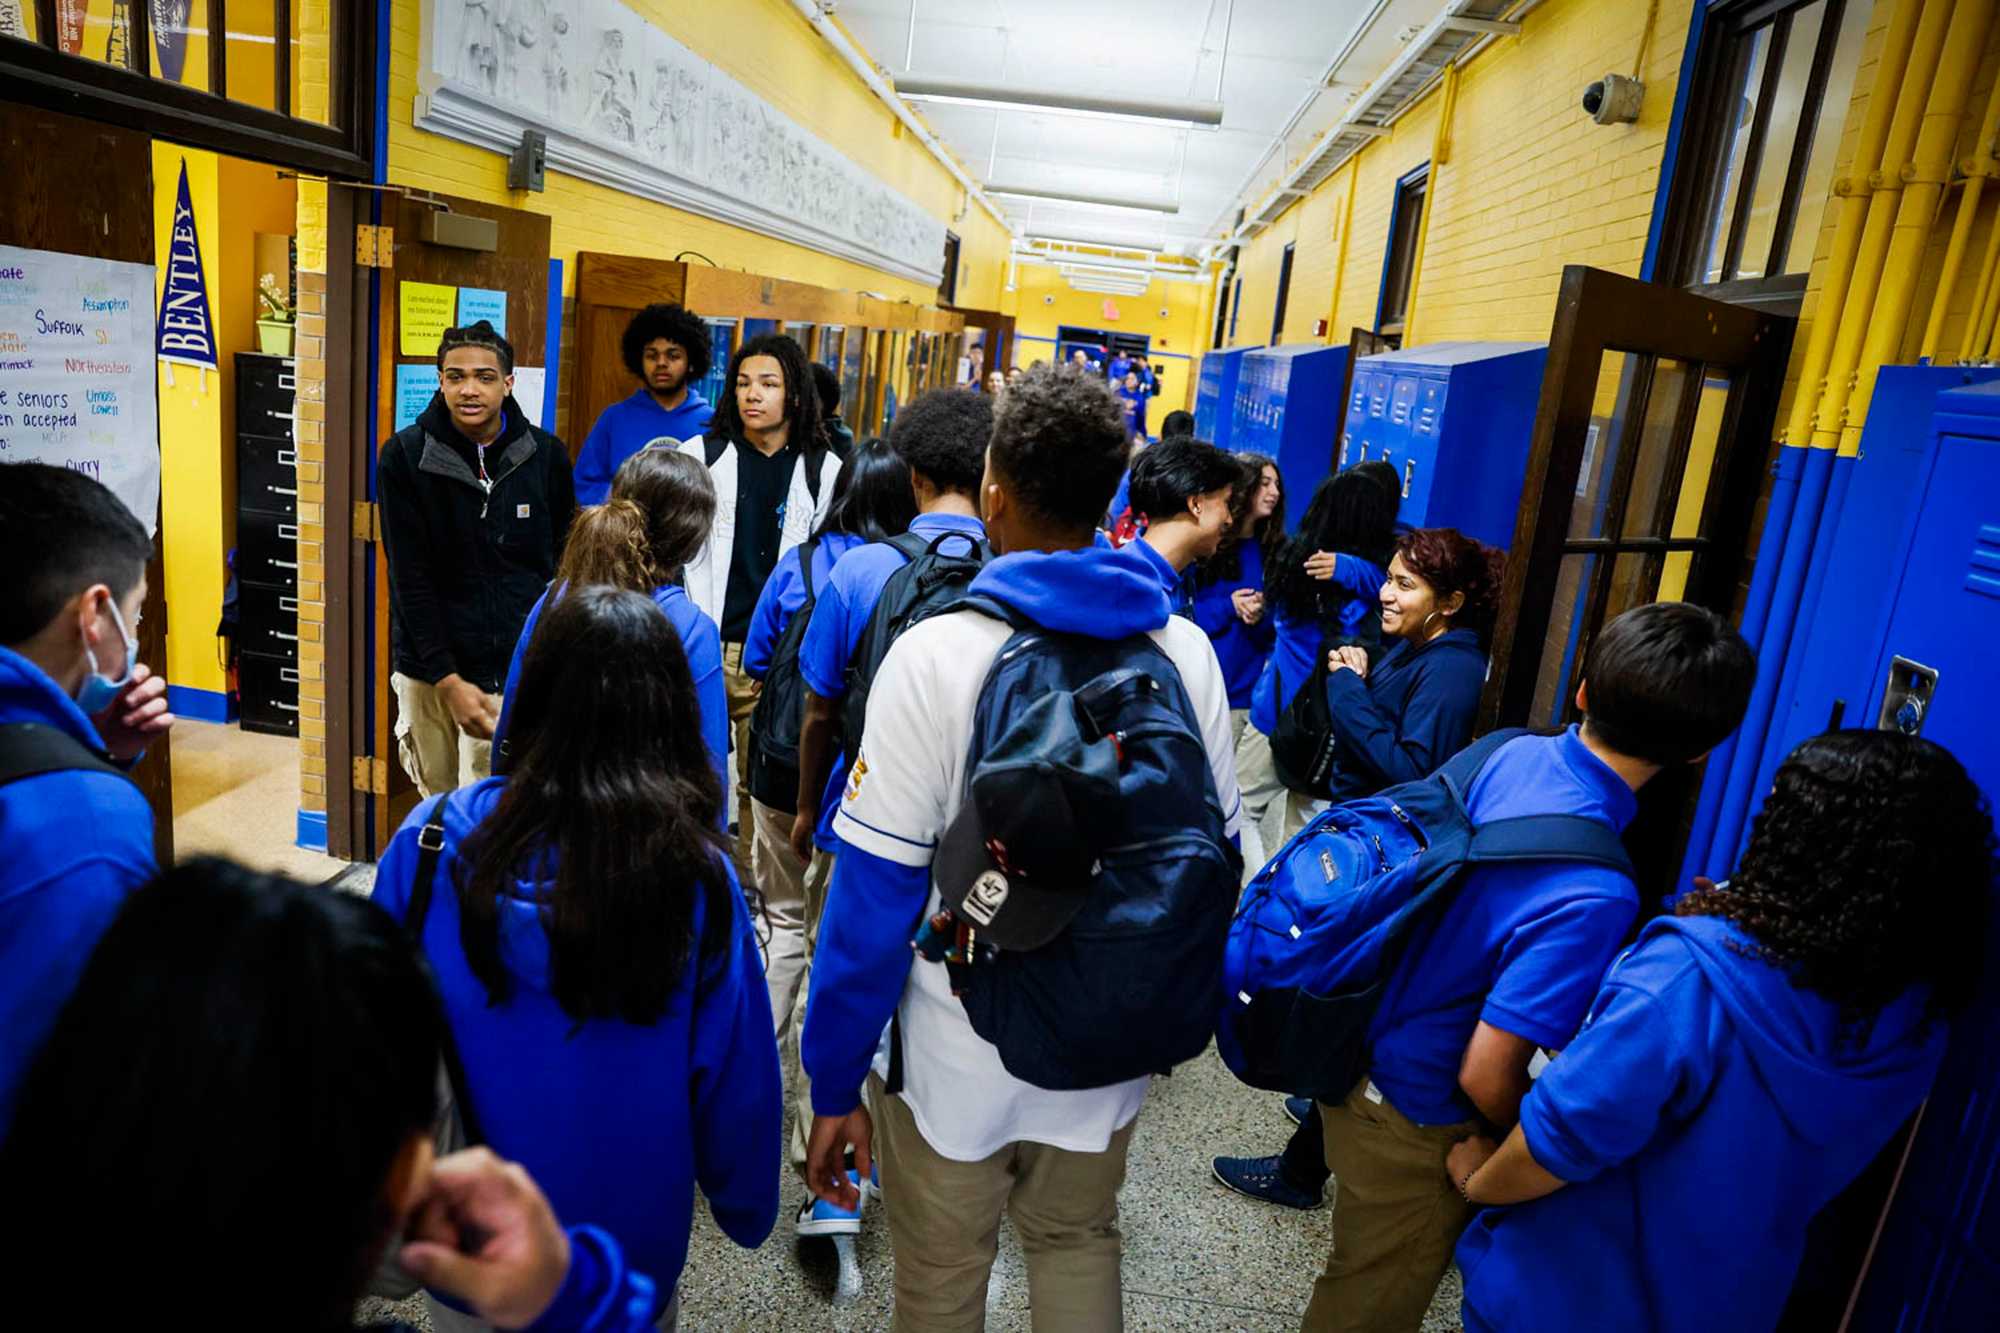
left=805, top=1107, right=874, bottom=1212
left=1446, top=1134, right=1499, bottom=1197
left=1329, top=646, right=1370, bottom=679
left=399, top=1148, right=572, bottom=1330
left=1232, top=589, right=1265, bottom=625
left=439, top=675, right=500, bottom=740
left=92, top=663, right=174, bottom=762
left=1304, top=550, right=1339, bottom=581
left=789, top=805, right=818, bottom=865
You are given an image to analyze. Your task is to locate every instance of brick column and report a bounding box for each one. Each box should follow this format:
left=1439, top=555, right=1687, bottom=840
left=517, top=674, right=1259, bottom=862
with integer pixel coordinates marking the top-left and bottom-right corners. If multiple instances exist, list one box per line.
left=294, top=268, right=329, bottom=820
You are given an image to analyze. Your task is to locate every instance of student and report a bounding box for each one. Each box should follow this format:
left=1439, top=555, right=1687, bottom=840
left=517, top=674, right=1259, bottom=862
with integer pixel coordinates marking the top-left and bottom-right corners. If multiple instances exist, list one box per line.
left=1236, top=469, right=1399, bottom=862
left=1188, top=453, right=1283, bottom=746
left=1005, top=365, right=1024, bottom=388
left=1103, top=435, right=1153, bottom=543
left=1128, top=436, right=1242, bottom=610
left=0, top=464, right=171, bottom=1134
left=574, top=303, right=715, bottom=505
left=677, top=333, right=843, bottom=868
left=1116, top=368, right=1151, bottom=438
left=374, top=586, right=781, bottom=1331
left=1292, top=601, right=1757, bottom=1333
left=799, top=363, right=1244, bottom=1330
left=1159, top=408, right=1196, bottom=440
left=379, top=321, right=576, bottom=799
left=492, top=448, right=724, bottom=793
left=741, top=440, right=918, bottom=1145
left=1450, top=729, right=1992, bottom=1333
left=812, top=361, right=857, bottom=461
left=0, top=857, right=661, bottom=1331
left=983, top=368, right=1006, bottom=396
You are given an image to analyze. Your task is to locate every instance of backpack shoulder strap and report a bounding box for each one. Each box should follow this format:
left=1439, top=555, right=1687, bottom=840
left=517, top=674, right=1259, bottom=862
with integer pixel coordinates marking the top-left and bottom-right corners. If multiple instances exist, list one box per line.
left=703, top=433, right=730, bottom=468
left=886, top=530, right=934, bottom=562
left=802, top=446, right=826, bottom=503
left=0, top=722, right=127, bottom=788
left=1437, top=726, right=1534, bottom=798
left=1467, top=814, right=1634, bottom=875
left=952, top=591, right=1036, bottom=635
left=798, top=534, right=820, bottom=607
left=402, top=804, right=486, bottom=1146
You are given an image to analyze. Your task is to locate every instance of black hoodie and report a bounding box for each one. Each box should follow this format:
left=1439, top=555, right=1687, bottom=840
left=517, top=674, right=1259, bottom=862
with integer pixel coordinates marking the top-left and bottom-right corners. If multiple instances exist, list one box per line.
left=377, top=393, right=575, bottom=692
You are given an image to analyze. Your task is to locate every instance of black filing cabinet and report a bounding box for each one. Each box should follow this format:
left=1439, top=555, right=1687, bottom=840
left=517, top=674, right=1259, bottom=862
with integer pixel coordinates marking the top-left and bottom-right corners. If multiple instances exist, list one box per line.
left=235, top=353, right=302, bottom=736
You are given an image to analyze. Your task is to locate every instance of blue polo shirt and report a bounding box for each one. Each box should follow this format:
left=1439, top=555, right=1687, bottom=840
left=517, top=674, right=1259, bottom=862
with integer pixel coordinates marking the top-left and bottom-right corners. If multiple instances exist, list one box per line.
left=796, top=512, right=986, bottom=851
left=573, top=388, right=715, bottom=506
left=1366, top=726, right=1641, bottom=1125
left=742, top=532, right=864, bottom=680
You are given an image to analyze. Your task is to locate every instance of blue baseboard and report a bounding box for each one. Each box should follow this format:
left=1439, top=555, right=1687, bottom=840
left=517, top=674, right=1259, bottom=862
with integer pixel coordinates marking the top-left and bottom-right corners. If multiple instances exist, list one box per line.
left=168, top=685, right=235, bottom=723
left=297, top=808, right=329, bottom=853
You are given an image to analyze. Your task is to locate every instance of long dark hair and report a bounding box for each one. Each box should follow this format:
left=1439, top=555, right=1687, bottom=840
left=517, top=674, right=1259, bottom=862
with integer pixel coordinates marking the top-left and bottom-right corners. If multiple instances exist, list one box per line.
left=815, top=435, right=918, bottom=544
left=1678, top=730, right=1994, bottom=1030
left=610, top=445, right=717, bottom=581
left=711, top=332, right=827, bottom=454
left=458, top=586, right=731, bottom=1024
left=1202, top=452, right=1285, bottom=583
left=0, top=859, right=443, bottom=1331
left=1266, top=468, right=1400, bottom=619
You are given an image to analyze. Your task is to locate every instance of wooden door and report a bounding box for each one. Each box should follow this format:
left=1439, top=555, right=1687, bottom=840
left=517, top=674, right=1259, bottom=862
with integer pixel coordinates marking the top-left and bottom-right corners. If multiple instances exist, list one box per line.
left=370, top=193, right=552, bottom=852
left=0, top=101, right=172, bottom=860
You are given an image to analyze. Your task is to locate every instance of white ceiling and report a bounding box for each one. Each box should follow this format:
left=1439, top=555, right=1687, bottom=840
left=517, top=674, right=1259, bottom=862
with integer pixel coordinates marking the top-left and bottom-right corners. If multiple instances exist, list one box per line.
left=835, top=0, right=1449, bottom=256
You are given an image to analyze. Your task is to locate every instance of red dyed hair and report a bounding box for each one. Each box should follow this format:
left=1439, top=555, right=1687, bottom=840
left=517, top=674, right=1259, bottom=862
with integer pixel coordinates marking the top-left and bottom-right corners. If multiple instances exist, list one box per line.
left=1394, top=527, right=1506, bottom=646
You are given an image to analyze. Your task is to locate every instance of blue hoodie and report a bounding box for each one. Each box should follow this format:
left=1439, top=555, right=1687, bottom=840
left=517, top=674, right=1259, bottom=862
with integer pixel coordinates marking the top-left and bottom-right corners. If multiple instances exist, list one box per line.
left=1320, top=625, right=1485, bottom=802
left=741, top=531, right=864, bottom=680
left=1459, top=913, right=1945, bottom=1333
left=801, top=542, right=1183, bottom=1116
left=373, top=781, right=781, bottom=1311
left=573, top=389, right=715, bottom=506
left=0, top=647, right=156, bottom=1134
left=1190, top=540, right=1275, bottom=709
left=492, top=583, right=727, bottom=802
left=1247, top=554, right=1387, bottom=736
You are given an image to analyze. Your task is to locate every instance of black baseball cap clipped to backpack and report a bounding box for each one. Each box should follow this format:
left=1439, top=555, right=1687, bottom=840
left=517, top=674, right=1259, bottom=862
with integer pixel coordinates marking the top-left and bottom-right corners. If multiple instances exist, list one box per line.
left=932, top=690, right=1123, bottom=951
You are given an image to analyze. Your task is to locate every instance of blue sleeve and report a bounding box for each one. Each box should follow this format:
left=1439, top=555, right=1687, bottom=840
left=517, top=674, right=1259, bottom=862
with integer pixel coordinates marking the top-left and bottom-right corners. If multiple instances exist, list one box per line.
left=523, top=1224, right=659, bottom=1333
left=678, top=609, right=730, bottom=807
left=572, top=409, right=619, bottom=507
left=797, top=563, right=857, bottom=700
left=1324, top=652, right=1482, bottom=787
left=1329, top=553, right=1384, bottom=602
left=369, top=795, right=448, bottom=927
left=1108, top=471, right=1133, bottom=524
left=800, top=845, right=930, bottom=1117
left=491, top=590, right=550, bottom=759
left=1482, top=889, right=1639, bottom=1050
left=1518, top=956, right=1706, bottom=1183
left=742, top=549, right=800, bottom=680
left=1191, top=573, right=1242, bottom=638
left=688, top=865, right=782, bottom=1247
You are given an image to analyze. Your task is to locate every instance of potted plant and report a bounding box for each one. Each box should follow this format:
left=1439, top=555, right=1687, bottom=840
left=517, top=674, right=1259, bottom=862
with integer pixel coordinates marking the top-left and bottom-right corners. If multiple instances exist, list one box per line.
left=256, top=273, right=295, bottom=356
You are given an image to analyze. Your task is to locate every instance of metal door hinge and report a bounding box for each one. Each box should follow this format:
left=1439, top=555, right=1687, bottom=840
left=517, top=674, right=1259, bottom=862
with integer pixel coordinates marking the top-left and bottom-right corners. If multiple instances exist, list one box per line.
left=351, top=756, right=388, bottom=795
left=353, top=500, right=379, bottom=543
left=356, top=225, right=394, bottom=267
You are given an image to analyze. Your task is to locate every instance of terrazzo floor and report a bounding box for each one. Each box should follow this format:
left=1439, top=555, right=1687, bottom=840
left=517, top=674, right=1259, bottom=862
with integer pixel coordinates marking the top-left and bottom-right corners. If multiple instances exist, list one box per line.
left=358, top=1042, right=1465, bottom=1332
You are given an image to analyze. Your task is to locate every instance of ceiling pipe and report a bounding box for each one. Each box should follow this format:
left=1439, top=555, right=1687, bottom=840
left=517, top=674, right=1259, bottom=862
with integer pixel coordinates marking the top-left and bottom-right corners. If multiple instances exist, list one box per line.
left=787, top=0, right=1009, bottom=230
left=895, top=74, right=1225, bottom=127
left=988, top=182, right=1182, bottom=213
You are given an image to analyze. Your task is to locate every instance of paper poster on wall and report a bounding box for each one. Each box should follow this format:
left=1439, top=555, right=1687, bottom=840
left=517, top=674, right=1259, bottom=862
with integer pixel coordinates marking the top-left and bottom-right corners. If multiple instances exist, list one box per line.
left=510, top=365, right=545, bottom=429
left=156, top=160, right=218, bottom=388
left=400, top=281, right=458, bottom=356
left=394, top=363, right=437, bottom=432
left=0, top=243, right=161, bottom=533
left=457, top=287, right=507, bottom=337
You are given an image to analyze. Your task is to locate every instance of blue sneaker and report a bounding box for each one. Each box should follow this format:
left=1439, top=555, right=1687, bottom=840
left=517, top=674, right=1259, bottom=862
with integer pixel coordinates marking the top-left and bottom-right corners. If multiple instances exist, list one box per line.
left=795, top=1169, right=866, bottom=1237
left=1284, top=1096, right=1314, bottom=1127
left=1212, top=1154, right=1323, bottom=1210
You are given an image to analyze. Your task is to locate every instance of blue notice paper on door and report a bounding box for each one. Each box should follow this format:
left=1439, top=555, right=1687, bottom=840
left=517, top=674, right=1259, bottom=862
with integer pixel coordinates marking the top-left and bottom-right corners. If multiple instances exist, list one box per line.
left=395, top=363, right=437, bottom=432
left=457, top=288, right=507, bottom=337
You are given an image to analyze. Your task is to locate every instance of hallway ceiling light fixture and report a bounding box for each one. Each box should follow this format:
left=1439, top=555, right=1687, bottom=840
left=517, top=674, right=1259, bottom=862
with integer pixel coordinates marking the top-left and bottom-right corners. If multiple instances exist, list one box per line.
left=987, top=182, right=1183, bottom=215
left=1023, top=231, right=1166, bottom=254
left=895, top=75, right=1225, bottom=130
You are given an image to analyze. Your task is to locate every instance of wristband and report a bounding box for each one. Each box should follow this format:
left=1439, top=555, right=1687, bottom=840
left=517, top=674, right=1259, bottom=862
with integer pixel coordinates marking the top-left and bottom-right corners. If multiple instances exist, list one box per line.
left=1455, top=1167, right=1477, bottom=1203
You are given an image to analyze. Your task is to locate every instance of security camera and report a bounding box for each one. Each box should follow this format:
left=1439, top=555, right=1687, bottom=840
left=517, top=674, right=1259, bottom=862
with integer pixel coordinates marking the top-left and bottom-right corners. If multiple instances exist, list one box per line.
left=1583, top=73, right=1644, bottom=125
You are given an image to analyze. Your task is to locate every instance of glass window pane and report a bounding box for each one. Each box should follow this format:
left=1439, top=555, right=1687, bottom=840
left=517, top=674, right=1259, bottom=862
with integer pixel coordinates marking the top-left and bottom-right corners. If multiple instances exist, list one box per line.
left=1380, top=177, right=1427, bottom=328
left=1659, top=376, right=1735, bottom=600
left=1697, top=24, right=1772, bottom=284
left=1532, top=552, right=1597, bottom=726
left=72, top=0, right=141, bottom=70
left=1736, top=5, right=1827, bottom=279
left=290, top=0, right=338, bottom=126
left=1621, top=357, right=1696, bottom=540
left=1569, top=353, right=1636, bottom=540
left=2, top=3, right=38, bottom=44
left=226, top=0, right=280, bottom=111
left=1782, top=0, right=1870, bottom=274
left=151, top=0, right=212, bottom=90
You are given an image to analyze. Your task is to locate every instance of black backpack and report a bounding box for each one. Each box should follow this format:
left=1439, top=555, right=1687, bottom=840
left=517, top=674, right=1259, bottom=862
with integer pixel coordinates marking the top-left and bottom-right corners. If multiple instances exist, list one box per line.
left=1268, top=611, right=1386, bottom=799
left=841, top=530, right=993, bottom=744
left=0, top=722, right=128, bottom=789
left=746, top=535, right=821, bottom=814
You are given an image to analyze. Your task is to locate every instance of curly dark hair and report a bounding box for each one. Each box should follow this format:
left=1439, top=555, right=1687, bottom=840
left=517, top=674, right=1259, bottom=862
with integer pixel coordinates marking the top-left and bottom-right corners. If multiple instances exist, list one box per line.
left=1678, top=730, right=1994, bottom=1029
left=1392, top=526, right=1506, bottom=647
left=1202, top=451, right=1285, bottom=583
left=888, top=387, right=991, bottom=495
left=620, top=303, right=711, bottom=381
left=988, top=362, right=1128, bottom=533
left=710, top=333, right=827, bottom=454
left=437, top=320, right=514, bottom=374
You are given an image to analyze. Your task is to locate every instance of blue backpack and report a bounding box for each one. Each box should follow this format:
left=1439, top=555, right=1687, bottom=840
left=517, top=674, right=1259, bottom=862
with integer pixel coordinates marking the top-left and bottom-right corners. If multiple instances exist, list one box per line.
left=919, top=594, right=1242, bottom=1091
left=1217, top=728, right=1635, bottom=1104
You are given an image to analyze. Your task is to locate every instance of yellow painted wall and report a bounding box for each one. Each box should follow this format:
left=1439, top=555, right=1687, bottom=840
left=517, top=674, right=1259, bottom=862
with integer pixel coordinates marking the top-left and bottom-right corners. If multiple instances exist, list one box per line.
left=1006, top=262, right=1211, bottom=413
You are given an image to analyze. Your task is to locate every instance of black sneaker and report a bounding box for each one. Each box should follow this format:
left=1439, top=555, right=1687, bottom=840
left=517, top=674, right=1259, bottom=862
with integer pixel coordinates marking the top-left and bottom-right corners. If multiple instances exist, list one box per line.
left=1212, top=1154, right=1324, bottom=1210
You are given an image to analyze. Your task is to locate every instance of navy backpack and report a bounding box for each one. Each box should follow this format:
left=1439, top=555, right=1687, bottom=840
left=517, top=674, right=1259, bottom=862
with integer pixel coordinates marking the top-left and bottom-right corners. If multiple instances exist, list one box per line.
left=920, top=594, right=1241, bottom=1091
left=1218, top=728, right=1634, bottom=1104
left=746, top=535, right=820, bottom=814
left=842, top=529, right=992, bottom=745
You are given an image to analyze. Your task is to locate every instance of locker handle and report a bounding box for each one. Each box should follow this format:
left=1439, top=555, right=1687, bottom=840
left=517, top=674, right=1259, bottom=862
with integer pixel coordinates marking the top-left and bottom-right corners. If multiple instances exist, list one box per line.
left=280, top=667, right=300, bottom=684
left=278, top=450, right=296, bottom=466
left=280, top=596, right=299, bottom=613
left=271, top=559, right=299, bottom=570
left=278, top=373, right=296, bottom=390
left=1356, top=444, right=1370, bottom=463
left=275, top=701, right=299, bottom=714
left=269, top=410, right=296, bottom=421
left=270, top=486, right=298, bottom=497
left=279, top=524, right=299, bottom=539
left=274, top=631, right=298, bottom=642
left=1403, top=459, right=1416, bottom=499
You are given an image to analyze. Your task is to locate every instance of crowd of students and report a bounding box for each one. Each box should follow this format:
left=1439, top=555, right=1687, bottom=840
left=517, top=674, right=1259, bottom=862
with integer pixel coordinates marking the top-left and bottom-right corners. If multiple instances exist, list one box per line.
left=0, top=305, right=1993, bottom=1333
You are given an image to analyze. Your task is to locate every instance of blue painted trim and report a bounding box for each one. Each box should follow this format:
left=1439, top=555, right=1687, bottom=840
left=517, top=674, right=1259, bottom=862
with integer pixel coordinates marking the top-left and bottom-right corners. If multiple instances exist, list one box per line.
left=297, top=807, right=330, bottom=853
left=372, top=0, right=391, bottom=185
left=1015, top=334, right=1058, bottom=343
left=167, top=685, right=235, bottom=723
left=543, top=258, right=564, bottom=432
left=1376, top=162, right=1431, bottom=332
left=1640, top=1, right=1710, bottom=281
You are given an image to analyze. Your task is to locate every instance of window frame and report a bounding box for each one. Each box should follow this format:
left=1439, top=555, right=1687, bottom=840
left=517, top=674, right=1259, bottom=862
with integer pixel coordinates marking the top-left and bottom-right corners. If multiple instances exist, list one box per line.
left=1271, top=240, right=1296, bottom=346
left=1375, top=164, right=1430, bottom=339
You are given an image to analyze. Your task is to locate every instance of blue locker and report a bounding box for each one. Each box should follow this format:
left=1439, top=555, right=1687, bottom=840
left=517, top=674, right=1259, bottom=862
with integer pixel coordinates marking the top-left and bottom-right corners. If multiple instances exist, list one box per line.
left=1338, top=341, right=1547, bottom=550
left=1194, top=346, right=1248, bottom=450
left=1229, top=342, right=1349, bottom=530
left=1847, top=381, right=2000, bottom=1331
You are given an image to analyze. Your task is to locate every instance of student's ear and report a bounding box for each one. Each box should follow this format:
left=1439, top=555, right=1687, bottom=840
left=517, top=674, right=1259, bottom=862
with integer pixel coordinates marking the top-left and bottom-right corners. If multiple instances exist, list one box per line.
left=1443, top=589, right=1466, bottom=618
left=1573, top=680, right=1589, bottom=715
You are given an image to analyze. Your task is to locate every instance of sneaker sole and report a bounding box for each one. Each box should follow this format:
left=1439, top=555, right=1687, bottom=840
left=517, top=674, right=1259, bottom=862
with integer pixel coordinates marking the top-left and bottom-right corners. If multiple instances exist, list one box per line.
left=1209, top=1162, right=1322, bottom=1211
left=795, top=1214, right=863, bottom=1237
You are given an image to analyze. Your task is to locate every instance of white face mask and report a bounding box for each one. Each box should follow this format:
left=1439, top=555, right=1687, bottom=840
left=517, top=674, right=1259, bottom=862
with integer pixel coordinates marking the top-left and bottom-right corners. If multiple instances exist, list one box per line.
left=76, top=594, right=137, bottom=715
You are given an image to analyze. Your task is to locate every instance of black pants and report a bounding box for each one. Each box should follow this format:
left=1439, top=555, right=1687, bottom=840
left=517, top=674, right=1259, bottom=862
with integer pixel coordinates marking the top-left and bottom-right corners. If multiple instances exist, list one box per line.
left=1279, top=1102, right=1333, bottom=1194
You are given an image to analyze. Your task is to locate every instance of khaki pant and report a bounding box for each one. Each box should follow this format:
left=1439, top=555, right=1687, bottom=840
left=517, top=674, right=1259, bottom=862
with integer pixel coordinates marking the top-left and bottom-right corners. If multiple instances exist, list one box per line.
left=870, top=1072, right=1135, bottom=1333
left=786, top=851, right=835, bottom=1176
left=1235, top=720, right=1286, bottom=882
left=721, top=643, right=758, bottom=874
left=1302, top=1081, right=1478, bottom=1333
left=391, top=672, right=492, bottom=799
left=751, top=796, right=811, bottom=1041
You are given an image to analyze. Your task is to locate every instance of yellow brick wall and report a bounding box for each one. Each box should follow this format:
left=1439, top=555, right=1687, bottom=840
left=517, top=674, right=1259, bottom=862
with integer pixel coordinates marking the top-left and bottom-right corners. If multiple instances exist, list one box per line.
left=294, top=0, right=334, bottom=819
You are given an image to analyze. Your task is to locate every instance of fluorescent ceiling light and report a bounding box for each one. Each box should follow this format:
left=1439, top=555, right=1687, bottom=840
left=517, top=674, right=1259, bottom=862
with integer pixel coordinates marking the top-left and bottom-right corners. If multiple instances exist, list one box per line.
left=987, top=182, right=1181, bottom=214
left=1060, top=262, right=1157, bottom=282
left=895, top=75, right=1224, bottom=129
left=1023, top=231, right=1165, bottom=253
